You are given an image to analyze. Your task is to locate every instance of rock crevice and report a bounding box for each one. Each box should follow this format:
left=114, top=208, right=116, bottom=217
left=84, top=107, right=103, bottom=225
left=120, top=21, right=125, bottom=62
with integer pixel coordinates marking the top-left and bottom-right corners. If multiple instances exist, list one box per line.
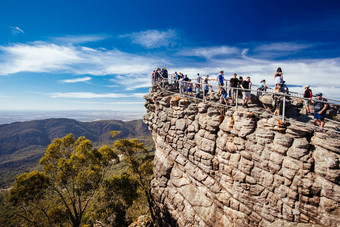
left=144, top=87, right=340, bottom=227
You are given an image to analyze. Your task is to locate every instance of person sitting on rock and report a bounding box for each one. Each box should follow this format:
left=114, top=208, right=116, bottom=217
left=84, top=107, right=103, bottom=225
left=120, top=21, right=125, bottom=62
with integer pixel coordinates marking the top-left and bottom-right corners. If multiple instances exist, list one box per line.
left=257, top=79, right=268, bottom=96
left=280, top=81, right=289, bottom=94
left=311, top=92, right=328, bottom=132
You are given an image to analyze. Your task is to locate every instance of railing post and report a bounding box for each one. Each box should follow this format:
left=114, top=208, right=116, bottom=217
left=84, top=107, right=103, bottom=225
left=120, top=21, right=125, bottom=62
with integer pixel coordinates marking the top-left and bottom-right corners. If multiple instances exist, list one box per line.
left=180, top=82, right=182, bottom=96
left=203, top=83, right=205, bottom=103
left=282, top=95, right=286, bottom=123
left=236, top=89, right=238, bottom=110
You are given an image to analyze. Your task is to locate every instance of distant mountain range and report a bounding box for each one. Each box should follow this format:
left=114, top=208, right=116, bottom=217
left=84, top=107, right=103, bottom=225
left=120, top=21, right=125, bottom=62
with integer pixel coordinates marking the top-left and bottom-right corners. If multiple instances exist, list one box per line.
left=0, top=118, right=152, bottom=188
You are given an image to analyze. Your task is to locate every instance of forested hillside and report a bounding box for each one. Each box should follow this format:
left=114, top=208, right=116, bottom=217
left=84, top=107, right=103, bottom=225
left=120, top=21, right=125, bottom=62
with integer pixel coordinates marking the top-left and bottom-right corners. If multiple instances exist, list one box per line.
left=0, top=118, right=152, bottom=188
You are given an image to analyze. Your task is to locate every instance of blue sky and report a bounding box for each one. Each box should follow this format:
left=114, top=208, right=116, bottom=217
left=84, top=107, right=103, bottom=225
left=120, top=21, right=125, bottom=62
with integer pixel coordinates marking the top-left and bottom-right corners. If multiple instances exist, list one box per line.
left=0, top=0, right=339, bottom=114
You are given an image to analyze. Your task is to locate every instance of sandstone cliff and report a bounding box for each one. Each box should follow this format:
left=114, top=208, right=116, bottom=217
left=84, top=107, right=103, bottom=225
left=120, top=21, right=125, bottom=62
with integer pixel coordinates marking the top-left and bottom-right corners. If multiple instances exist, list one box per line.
left=143, top=87, right=340, bottom=227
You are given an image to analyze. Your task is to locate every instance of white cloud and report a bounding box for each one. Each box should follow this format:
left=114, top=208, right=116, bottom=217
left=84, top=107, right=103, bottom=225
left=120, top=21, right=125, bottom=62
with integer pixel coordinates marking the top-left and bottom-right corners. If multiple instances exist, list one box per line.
left=0, top=43, right=82, bottom=74
left=0, top=42, right=159, bottom=76
left=121, top=29, right=178, bottom=48
left=254, top=42, right=312, bottom=52
left=9, top=26, right=24, bottom=34
left=60, top=76, right=92, bottom=83
left=50, top=92, right=147, bottom=99
left=177, top=46, right=239, bottom=58
left=0, top=39, right=339, bottom=99
left=108, top=102, right=145, bottom=105
left=131, top=93, right=148, bottom=98
left=52, top=34, right=110, bottom=44
left=50, top=92, right=130, bottom=98
left=110, top=74, right=151, bottom=90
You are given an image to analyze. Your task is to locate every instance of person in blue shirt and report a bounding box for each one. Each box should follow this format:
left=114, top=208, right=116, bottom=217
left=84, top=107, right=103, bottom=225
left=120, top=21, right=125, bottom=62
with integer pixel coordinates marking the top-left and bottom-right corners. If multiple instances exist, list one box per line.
left=219, top=87, right=228, bottom=105
left=257, top=79, right=268, bottom=96
left=217, top=70, right=225, bottom=88
left=280, top=81, right=289, bottom=94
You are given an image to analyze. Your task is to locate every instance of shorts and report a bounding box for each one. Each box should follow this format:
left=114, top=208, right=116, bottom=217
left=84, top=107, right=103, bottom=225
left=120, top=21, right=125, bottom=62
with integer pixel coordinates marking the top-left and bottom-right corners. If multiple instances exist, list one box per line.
left=222, top=94, right=228, bottom=99
left=314, top=112, right=325, bottom=120
left=242, top=91, right=251, bottom=98
left=218, top=82, right=224, bottom=87
left=187, top=87, right=192, bottom=92
left=275, top=76, right=282, bottom=85
left=231, top=87, right=237, bottom=93
left=304, top=99, right=309, bottom=106
left=204, top=90, right=209, bottom=96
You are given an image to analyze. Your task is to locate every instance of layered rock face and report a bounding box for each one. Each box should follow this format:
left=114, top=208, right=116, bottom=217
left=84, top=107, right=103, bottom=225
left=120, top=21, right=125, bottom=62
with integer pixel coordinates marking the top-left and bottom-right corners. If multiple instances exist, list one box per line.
left=143, top=87, right=340, bottom=227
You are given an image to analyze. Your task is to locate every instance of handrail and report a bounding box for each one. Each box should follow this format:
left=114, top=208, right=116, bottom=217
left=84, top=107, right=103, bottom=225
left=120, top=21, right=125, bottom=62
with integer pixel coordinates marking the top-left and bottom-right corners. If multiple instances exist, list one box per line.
left=161, top=74, right=340, bottom=106
left=166, top=73, right=340, bottom=104
left=152, top=73, right=340, bottom=134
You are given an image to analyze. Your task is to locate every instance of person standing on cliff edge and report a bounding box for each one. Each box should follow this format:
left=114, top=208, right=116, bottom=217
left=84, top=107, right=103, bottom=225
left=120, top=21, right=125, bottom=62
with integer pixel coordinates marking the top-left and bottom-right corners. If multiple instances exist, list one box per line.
left=241, top=76, right=252, bottom=108
left=311, top=92, right=328, bottom=132
left=217, top=70, right=225, bottom=88
left=203, top=75, right=213, bottom=102
left=229, top=73, right=239, bottom=104
left=274, top=67, right=283, bottom=92
left=303, top=85, right=312, bottom=115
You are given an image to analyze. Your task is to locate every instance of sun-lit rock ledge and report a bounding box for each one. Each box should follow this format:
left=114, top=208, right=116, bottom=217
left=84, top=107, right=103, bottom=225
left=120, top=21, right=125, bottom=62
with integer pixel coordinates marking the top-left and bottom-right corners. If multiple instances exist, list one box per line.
left=143, top=86, right=340, bottom=227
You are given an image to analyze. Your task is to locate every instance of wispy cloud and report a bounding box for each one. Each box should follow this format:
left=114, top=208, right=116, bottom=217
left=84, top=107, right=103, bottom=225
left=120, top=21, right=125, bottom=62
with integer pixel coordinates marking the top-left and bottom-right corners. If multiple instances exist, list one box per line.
left=0, top=43, right=82, bottom=74
left=254, top=42, right=312, bottom=52
left=8, top=26, right=24, bottom=34
left=0, top=39, right=339, bottom=99
left=50, top=92, right=129, bottom=98
left=52, top=34, right=110, bottom=44
left=50, top=92, right=146, bottom=99
left=110, top=74, right=151, bottom=90
left=0, top=42, right=159, bottom=76
left=60, top=76, right=92, bottom=83
left=177, top=46, right=239, bottom=59
left=121, top=29, right=178, bottom=48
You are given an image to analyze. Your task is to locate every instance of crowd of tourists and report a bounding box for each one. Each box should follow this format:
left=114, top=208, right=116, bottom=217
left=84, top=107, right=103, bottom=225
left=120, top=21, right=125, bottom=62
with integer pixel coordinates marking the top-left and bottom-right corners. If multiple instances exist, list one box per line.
left=152, top=67, right=330, bottom=132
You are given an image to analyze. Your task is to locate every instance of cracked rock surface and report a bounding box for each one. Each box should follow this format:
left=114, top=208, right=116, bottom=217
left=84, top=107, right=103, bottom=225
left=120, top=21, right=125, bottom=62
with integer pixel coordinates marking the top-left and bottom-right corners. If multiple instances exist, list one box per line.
left=143, top=87, right=340, bottom=227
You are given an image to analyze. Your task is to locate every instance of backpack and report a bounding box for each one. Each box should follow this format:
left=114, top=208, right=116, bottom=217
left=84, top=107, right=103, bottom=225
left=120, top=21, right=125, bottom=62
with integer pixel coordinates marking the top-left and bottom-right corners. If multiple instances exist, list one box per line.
left=309, top=89, right=312, bottom=98
left=320, top=98, right=330, bottom=111
left=324, top=99, right=330, bottom=110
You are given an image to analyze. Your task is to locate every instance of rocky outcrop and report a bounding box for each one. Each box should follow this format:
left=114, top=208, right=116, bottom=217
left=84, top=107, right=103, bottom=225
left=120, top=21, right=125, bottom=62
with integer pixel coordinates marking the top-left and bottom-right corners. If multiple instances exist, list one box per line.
left=143, top=87, right=340, bottom=227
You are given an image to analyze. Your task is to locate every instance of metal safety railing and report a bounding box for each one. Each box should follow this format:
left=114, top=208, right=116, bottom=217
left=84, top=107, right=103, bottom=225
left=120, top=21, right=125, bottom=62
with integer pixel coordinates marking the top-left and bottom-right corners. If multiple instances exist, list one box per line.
left=151, top=72, right=340, bottom=134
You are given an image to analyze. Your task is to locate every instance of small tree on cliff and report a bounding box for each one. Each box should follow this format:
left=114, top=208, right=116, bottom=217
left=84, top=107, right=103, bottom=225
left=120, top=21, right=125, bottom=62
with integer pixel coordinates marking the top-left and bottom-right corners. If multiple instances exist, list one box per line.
left=9, top=134, right=118, bottom=227
left=111, top=131, right=155, bottom=222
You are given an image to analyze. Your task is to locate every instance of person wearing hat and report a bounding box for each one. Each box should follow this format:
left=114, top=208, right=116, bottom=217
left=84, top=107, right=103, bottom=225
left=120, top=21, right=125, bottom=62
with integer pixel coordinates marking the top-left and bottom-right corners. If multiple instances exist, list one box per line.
left=311, top=92, right=328, bottom=131
left=303, top=85, right=312, bottom=114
